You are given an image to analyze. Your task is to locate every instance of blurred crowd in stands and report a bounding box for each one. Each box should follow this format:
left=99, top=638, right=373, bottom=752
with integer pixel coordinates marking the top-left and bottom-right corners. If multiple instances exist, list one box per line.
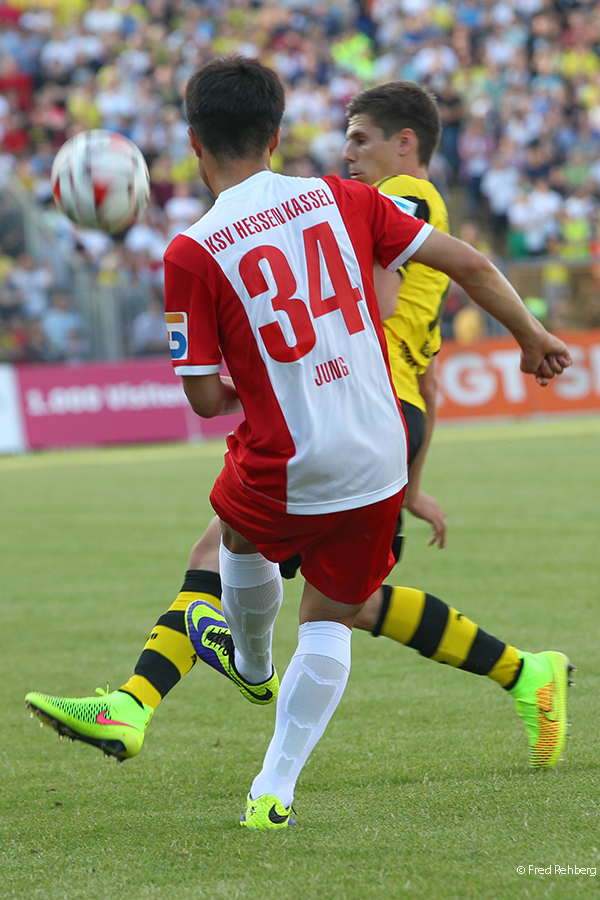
left=1, top=0, right=600, bottom=363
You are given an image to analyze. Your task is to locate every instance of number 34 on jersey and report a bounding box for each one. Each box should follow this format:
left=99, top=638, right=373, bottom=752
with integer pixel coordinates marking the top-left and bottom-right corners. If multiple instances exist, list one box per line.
left=240, top=220, right=366, bottom=363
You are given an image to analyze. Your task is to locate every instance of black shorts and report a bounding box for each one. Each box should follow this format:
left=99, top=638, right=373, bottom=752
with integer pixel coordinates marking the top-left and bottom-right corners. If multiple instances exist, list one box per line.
left=389, top=400, right=426, bottom=560
left=400, top=399, right=425, bottom=466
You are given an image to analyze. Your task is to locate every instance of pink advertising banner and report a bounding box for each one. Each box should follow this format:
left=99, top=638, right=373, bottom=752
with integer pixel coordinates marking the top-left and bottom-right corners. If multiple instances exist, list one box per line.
left=13, top=357, right=242, bottom=450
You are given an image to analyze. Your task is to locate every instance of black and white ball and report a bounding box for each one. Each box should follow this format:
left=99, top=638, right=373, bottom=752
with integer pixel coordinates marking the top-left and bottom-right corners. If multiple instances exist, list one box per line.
left=51, top=130, right=150, bottom=235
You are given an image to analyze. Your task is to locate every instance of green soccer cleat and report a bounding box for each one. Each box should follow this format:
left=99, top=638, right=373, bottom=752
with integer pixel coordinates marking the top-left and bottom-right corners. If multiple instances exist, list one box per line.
left=25, top=687, right=153, bottom=762
left=185, top=600, right=279, bottom=705
left=509, top=651, right=574, bottom=768
left=240, top=794, right=296, bottom=830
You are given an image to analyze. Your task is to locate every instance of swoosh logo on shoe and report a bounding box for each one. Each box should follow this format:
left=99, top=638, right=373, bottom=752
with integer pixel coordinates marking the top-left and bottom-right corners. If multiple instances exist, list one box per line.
left=96, top=711, right=135, bottom=728
left=243, top=684, right=273, bottom=702
left=536, top=682, right=559, bottom=723
left=191, top=605, right=208, bottom=631
left=229, top=670, right=273, bottom=702
left=268, top=804, right=289, bottom=825
left=191, top=602, right=224, bottom=632
left=536, top=679, right=561, bottom=725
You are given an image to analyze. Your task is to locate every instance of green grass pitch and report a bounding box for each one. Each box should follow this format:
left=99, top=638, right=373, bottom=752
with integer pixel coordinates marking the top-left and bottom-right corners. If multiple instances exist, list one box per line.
left=1, top=417, right=599, bottom=900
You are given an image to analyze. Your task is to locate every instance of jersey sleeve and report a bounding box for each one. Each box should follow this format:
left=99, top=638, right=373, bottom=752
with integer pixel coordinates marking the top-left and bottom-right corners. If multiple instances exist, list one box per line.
left=164, top=234, right=222, bottom=376
left=377, top=175, right=432, bottom=225
left=329, top=177, right=433, bottom=272
left=384, top=194, right=431, bottom=223
left=369, top=188, right=433, bottom=271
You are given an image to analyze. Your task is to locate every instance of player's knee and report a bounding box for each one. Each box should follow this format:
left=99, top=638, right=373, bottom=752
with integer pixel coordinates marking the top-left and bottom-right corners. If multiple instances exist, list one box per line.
left=220, top=520, right=258, bottom=554
left=353, top=592, right=381, bottom=633
left=188, top=516, right=222, bottom=571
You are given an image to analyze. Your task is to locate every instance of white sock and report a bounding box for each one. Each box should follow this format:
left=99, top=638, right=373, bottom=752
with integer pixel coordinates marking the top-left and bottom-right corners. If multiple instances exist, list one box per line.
left=250, top=620, right=351, bottom=808
left=219, top=542, right=283, bottom=684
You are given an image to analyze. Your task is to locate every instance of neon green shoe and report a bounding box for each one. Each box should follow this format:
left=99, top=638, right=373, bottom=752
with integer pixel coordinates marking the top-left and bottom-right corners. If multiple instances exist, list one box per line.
left=240, top=794, right=296, bottom=830
left=25, top=687, right=153, bottom=762
left=185, top=600, right=279, bottom=705
left=509, top=651, right=574, bottom=768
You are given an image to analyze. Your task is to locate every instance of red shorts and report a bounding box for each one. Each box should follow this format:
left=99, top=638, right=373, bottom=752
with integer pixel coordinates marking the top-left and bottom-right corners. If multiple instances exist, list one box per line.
left=210, top=454, right=404, bottom=605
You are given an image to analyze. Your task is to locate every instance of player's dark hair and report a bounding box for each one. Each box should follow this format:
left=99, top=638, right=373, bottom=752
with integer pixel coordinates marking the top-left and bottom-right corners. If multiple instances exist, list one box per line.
left=185, top=56, right=285, bottom=161
left=346, top=82, right=441, bottom=168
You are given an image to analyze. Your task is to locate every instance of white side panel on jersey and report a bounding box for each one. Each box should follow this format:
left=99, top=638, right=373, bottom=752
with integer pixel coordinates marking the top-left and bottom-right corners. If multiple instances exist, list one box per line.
left=184, top=172, right=407, bottom=513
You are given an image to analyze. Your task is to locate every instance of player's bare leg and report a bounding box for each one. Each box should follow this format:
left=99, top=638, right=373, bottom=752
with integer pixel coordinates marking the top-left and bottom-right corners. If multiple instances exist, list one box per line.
left=188, top=515, right=221, bottom=573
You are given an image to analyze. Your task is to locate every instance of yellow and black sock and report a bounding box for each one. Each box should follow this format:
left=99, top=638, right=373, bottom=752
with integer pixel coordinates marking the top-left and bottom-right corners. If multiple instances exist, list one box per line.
left=120, top=570, right=222, bottom=709
left=373, top=585, right=523, bottom=690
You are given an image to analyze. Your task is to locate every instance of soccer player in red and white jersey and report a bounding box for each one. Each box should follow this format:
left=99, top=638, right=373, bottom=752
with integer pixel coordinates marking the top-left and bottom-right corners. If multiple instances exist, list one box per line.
left=163, top=58, right=570, bottom=829
left=165, top=58, right=433, bottom=828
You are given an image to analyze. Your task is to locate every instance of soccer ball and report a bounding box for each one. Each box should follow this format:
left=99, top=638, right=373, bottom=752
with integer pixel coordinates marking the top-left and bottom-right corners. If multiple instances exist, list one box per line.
left=51, top=130, right=150, bottom=235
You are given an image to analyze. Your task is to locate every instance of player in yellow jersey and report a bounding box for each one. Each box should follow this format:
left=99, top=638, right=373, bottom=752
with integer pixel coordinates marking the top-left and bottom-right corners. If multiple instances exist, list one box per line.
left=344, top=82, right=572, bottom=762
left=344, top=84, right=452, bottom=610
left=345, top=84, right=452, bottom=561
left=26, top=82, right=573, bottom=774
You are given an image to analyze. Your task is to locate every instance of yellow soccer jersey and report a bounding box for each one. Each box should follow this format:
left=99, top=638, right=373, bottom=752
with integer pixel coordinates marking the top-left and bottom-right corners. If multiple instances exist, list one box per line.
left=376, top=174, right=450, bottom=412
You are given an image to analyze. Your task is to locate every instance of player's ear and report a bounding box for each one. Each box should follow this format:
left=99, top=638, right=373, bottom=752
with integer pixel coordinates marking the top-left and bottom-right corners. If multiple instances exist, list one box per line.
left=187, top=126, right=203, bottom=159
left=397, top=128, right=418, bottom=158
left=268, top=127, right=281, bottom=157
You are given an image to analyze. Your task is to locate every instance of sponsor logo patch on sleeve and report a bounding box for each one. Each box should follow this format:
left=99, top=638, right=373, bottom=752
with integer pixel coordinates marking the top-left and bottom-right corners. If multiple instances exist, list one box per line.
left=385, top=195, right=419, bottom=218
left=166, top=312, right=188, bottom=360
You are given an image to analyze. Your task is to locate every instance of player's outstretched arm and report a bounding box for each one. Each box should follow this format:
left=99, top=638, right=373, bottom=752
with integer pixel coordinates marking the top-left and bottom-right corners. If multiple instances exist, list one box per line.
left=182, top=373, right=242, bottom=418
left=410, top=231, right=572, bottom=385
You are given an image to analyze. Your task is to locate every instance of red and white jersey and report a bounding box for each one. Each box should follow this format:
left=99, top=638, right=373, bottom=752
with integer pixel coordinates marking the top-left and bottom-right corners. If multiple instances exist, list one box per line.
left=164, top=171, right=432, bottom=515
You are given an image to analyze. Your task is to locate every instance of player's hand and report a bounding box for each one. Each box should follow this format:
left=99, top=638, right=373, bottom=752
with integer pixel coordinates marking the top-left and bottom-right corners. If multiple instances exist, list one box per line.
left=520, top=331, right=572, bottom=386
left=533, top=352, right=573, bottom=386
left=404, top=490, right=447, bottom=548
